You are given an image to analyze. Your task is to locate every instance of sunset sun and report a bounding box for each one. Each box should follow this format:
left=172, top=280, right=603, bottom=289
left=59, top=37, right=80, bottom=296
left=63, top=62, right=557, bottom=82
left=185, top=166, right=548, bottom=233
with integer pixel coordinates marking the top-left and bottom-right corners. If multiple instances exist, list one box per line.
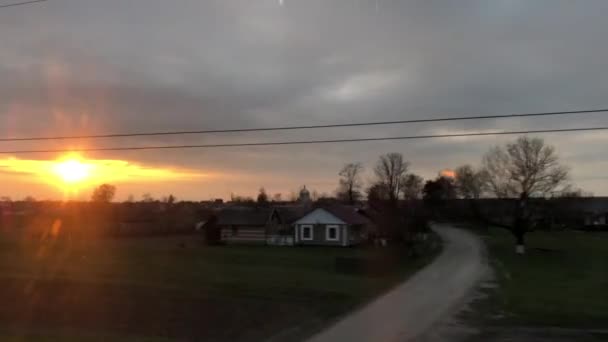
left=52, top=158, right=93, bottom=184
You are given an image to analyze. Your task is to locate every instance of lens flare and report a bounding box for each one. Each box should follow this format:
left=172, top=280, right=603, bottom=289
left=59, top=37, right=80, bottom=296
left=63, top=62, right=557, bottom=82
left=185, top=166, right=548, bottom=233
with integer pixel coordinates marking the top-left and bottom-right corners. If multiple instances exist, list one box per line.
left=52, top=159, right=93, bottom=184
left=0, top=154, right=202, bottom=192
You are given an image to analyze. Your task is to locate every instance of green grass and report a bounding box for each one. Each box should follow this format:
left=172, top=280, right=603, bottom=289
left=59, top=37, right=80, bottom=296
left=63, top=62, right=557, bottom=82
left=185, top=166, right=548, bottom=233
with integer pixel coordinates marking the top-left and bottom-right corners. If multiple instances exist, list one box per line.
left=469, top=227, right=608, bottom=329
left=0, top=234, right=439, bottom=341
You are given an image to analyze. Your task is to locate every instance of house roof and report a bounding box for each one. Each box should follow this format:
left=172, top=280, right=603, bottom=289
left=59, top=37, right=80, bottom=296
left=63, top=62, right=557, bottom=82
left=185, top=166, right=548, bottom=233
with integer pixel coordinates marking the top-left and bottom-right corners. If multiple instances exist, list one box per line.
left=216, top=207, right=274, bottom=226
left=294, top=205, right=371, bottom=225
left=274, top=205, right=309, bottom=224
left=323, top=205, right=371, bottom=225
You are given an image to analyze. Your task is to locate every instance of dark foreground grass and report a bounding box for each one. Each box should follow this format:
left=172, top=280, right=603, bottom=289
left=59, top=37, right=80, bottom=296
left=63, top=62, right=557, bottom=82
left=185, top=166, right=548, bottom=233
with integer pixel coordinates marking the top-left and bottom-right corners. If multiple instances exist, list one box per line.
left=464, top=226, right=608, bottom=338
left=0, top=234, right=439, bottom=341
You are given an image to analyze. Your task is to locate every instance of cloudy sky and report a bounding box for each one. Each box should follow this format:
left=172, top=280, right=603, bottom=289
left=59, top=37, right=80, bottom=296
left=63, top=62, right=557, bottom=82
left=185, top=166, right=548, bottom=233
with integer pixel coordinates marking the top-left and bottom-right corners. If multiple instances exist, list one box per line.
left=1, top=0, right=608, bottom=200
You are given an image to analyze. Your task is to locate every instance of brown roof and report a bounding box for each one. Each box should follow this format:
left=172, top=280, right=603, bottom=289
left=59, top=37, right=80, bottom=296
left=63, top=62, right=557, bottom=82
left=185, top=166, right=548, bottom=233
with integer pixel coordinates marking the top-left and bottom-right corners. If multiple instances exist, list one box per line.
left=322, top=205, right=371, bottom=225
left=216, top=207, right=274, bottom=226
left=275, top=205, right=309, bottom=224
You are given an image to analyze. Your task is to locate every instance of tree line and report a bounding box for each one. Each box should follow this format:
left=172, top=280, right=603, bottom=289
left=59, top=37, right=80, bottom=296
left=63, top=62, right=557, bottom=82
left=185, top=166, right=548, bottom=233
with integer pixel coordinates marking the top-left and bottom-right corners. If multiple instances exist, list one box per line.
left=337, top=136, right=582, bottom=254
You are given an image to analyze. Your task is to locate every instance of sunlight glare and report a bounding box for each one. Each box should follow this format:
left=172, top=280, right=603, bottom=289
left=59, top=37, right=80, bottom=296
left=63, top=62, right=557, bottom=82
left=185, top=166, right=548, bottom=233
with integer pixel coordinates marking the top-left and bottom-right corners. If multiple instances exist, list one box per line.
left=0, top=155, right=202, bottom=194
left=52, top=159, right=93, bottom=184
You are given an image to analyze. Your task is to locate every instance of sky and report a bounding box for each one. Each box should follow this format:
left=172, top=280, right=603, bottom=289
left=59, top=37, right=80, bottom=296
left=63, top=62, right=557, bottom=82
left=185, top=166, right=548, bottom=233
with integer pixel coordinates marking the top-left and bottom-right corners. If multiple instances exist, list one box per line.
left=1, top=0, right=608, bottom=201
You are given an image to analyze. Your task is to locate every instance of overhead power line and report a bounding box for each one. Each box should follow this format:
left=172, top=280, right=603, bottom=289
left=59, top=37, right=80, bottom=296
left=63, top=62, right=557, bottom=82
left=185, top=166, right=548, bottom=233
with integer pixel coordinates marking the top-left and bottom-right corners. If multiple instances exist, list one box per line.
left=0, top=108, right=607, bottom=142
left=0, top=0, right=47, bottom=9
left=1, top=126, right=606, bottom=155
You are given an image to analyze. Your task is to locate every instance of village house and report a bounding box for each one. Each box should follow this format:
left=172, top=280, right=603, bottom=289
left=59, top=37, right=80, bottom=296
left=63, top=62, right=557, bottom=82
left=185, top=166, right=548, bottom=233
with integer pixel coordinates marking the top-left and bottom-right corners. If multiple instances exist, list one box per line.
left=215, top=204, right=373, bottom=246
left=216, top=206, right=279, bottom=244
left=293, top=206, right=372, bottom=246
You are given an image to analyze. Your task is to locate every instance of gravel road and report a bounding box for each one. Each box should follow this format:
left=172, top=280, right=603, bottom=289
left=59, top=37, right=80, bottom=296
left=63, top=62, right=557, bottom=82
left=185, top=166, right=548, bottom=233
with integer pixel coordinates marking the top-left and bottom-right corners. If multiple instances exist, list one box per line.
left=307, top=224, right=488, bottom=342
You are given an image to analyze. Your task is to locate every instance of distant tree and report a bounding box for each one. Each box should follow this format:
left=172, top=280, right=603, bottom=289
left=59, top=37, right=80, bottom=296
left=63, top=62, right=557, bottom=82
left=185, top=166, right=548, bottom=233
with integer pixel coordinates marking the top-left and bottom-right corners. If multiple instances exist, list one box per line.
left=555, top=187, right=593, bottom=198
left=231, top=194, right=255, bottom=204
left=163, top=194, right=176, bottom=205
left=367, top=183, right=390, bottom=201
left=481, top=136, right=569, bottom=254
left=21, top=196, right=36, bottom=211
left=367, top=183, right=391, bottom=210
left=257, top=188, right=269, bottom=204
left=272, top=193, right=283, bottom=202
left=401, top=174, right=424, bottom=200
left=311, top=189, right=319, bottom=202
left=142, top=193, right=155, bottom=202
left=91, top=184, right=116, bottom=203
left=337, top=162, right=364, bottom=204
left=454, top=165, right=486, bottom=199
left=423, top=176, right=456, bottom=205
left=374, top=153, right=409, bottom=203
left=318, top=192, right=332, bottom=200
left=0, top=196, right=12, bottom=202
left=125, top=194, right=135, bottom=203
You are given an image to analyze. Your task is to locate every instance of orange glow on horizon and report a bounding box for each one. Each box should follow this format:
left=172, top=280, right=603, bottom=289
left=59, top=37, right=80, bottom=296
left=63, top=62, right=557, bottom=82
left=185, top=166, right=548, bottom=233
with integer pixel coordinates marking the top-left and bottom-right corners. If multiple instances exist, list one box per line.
left=0, top=154, right=203, bottom=192
left=440, top=169, right=456, bottom=179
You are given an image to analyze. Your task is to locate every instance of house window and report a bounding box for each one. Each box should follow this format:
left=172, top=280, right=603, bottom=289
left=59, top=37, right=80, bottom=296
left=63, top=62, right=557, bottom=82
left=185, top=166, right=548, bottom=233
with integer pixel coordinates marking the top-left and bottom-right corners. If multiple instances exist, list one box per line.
left=326, top=225, right=339, bottom=241
left=301, top=225, right=313, bottom=240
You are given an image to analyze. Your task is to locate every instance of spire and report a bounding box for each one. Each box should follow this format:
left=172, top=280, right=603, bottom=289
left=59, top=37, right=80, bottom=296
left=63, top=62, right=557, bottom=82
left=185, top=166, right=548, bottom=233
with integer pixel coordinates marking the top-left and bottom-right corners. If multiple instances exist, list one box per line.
left=298, top=185, right=311, bottom=203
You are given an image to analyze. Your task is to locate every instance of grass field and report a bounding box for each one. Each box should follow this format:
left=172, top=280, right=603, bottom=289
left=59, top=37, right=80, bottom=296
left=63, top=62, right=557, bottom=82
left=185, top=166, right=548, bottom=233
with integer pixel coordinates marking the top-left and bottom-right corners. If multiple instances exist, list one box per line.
left=0, top=234, right=438, bottom=341
left=464, top=227, right=608, bottom=340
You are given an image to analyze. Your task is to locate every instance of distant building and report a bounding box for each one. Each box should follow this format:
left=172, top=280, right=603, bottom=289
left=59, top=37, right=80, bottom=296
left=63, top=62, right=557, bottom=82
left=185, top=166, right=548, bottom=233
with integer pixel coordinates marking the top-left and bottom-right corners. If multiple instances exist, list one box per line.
left=216, top=204, right=374, bottom=246
left=216, top=207, right=279, bottom=244
left=298, top=185, right=311, bottom=204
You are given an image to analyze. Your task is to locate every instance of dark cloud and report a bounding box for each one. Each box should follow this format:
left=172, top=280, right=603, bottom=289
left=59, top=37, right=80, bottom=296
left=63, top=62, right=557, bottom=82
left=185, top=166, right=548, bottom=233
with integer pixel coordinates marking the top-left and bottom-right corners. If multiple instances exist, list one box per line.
left=1, top=0, right=608, bottom=198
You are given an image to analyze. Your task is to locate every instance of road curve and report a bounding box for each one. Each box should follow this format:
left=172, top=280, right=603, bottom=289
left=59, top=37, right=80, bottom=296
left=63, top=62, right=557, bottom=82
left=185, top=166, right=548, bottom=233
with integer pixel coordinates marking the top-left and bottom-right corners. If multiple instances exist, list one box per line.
left=306, top=224, right=488, bottom=342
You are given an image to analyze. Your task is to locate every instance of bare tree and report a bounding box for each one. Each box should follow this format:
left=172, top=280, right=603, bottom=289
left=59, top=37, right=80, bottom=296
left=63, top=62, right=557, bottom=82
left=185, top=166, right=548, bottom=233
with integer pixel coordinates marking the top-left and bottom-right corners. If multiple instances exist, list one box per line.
left=257, top=187, right=269, bottom=204
left=91, top=184, right=116, bottom=203
left=481, top=136, right=569, bottom=254
left=374, top=153, right=409, bottom=203
left=401, top=174, right=424, bottom=200
left=272, top=193, right=283, bottom=202
left=337, top=162, right=364, bottom=204
left=454, top=165, right=486, bottom=199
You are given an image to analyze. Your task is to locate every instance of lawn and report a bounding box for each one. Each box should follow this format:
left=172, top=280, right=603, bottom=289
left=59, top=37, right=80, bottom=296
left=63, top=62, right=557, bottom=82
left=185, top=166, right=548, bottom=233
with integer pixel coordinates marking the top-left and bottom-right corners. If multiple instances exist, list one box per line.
left=465, top=226, right=608, bottom=333
left=0, top=234, right=439, bottom=341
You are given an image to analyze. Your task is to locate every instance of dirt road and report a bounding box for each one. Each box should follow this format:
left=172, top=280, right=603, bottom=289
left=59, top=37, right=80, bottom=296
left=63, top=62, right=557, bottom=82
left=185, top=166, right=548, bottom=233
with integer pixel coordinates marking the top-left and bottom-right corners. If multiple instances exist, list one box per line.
left=306, top=224, right=488, bottom=342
